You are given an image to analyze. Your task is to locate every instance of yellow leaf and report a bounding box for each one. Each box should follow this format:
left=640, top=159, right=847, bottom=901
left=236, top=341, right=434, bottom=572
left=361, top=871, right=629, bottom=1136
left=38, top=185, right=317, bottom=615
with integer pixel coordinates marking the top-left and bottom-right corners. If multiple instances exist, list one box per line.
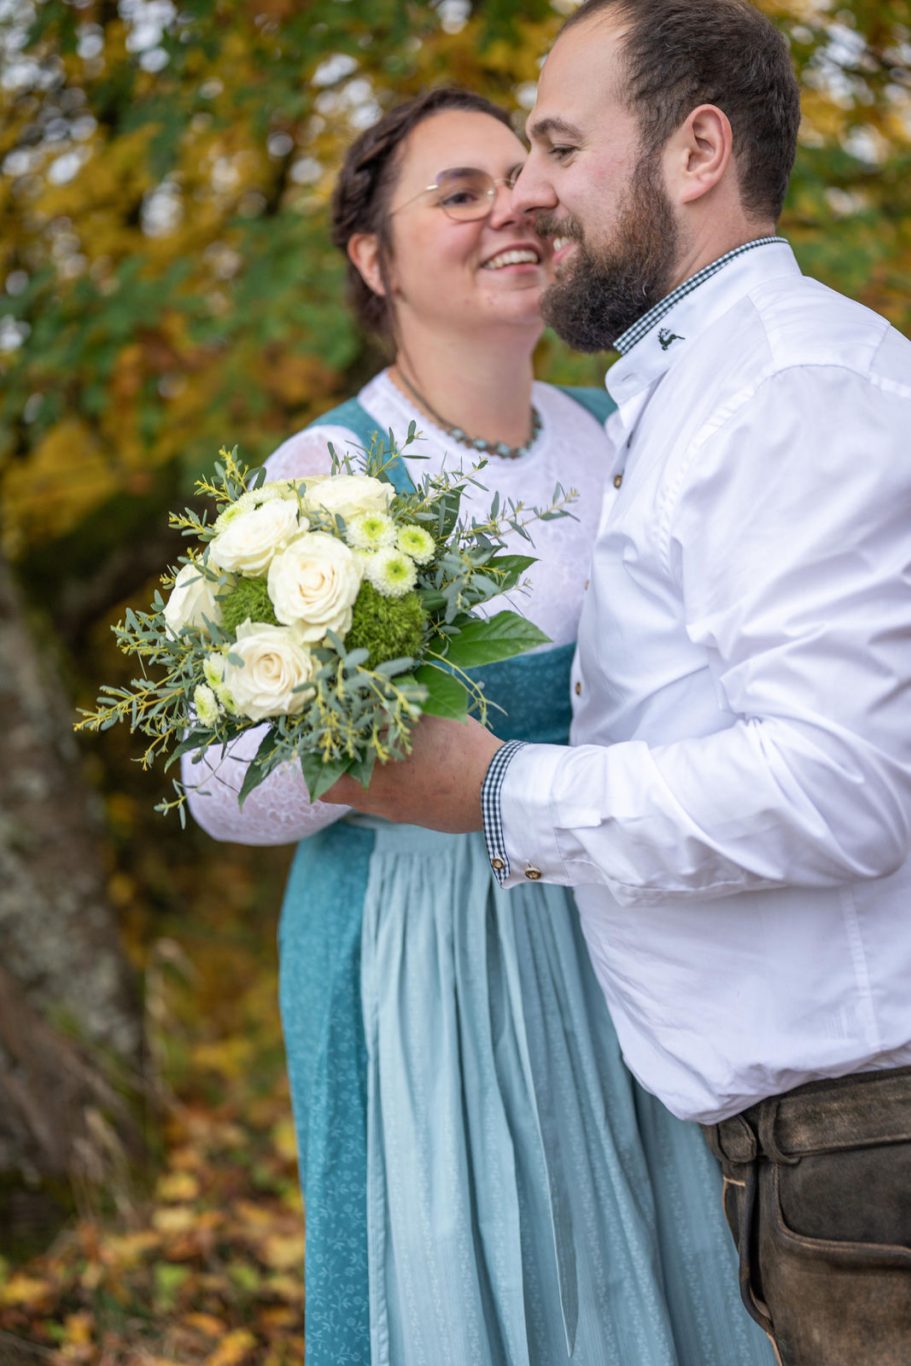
left=183, top=1312, right=227, bottom=1337
left=260, top=1233, right=305, bottom=1271
left=157, top=1170, right=201, bottom=1202
left=63, top=1311, right=94, bottom=1345
left=153, top=1205, right=197, bottom=1234
left=204, top=1328, right=257, bottom=1366
left=0, top=1274, right=53, bottom=1307
left=271, top=1116, right=298, bottom=1163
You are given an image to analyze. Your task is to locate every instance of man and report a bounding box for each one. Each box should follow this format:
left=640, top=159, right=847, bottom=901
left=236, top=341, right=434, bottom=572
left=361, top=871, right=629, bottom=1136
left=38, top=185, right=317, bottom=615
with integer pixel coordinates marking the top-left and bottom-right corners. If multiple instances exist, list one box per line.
left=328, top=2, right=911, bottom=1359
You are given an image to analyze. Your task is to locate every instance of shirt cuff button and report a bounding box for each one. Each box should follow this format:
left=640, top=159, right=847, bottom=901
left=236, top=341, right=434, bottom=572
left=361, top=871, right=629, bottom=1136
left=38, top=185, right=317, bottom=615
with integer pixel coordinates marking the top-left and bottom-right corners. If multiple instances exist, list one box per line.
left=524, top=866, right=542, bottom=881
left=491, top=857, right=505, bottom=872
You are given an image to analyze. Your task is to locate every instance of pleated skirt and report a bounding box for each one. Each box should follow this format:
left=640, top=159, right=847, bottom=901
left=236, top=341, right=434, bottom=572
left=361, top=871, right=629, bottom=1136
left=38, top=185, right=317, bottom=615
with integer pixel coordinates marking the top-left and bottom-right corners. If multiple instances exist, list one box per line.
left=279, top=819, right=775, bottom=1366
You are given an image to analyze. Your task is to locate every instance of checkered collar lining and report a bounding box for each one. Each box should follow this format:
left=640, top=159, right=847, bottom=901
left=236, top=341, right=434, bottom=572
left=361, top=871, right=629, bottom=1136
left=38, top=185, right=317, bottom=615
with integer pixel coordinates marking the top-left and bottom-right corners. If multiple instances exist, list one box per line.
left=613, top=237, right=790, bottom=356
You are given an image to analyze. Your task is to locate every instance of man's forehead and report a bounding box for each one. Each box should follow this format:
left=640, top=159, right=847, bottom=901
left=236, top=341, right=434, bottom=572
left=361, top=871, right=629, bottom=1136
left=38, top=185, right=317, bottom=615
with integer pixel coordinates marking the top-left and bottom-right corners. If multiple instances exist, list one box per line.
left=527, top=17, right=628, bottom=137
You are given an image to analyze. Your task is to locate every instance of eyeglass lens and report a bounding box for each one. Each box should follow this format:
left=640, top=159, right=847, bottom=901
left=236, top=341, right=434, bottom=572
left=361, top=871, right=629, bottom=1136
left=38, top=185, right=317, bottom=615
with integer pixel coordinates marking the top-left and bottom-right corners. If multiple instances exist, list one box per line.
left=432, top=167, right=517, bottom=221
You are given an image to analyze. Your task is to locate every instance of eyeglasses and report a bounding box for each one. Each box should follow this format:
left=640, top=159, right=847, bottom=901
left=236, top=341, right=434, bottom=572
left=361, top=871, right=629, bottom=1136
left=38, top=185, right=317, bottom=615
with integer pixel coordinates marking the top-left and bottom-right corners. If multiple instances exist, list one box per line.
left=390, top=166, right=522, bottom=222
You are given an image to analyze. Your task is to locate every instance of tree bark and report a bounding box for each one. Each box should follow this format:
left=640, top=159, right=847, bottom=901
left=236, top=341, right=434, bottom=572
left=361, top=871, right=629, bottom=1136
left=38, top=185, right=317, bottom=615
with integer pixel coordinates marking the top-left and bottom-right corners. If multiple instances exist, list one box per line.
left=0, top=554, right=142, bottom=1183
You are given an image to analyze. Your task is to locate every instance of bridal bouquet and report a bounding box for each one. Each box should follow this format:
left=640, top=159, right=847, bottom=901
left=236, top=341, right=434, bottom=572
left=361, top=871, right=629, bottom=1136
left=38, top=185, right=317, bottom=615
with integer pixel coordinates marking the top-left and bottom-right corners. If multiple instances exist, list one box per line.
left=76, top=427, right=573, bottom=815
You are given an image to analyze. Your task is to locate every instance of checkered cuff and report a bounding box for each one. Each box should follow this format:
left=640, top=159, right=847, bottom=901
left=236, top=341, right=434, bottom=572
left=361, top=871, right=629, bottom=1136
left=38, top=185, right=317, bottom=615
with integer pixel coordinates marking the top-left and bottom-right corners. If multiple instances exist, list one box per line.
left=481, top=740, right=527, bottom=885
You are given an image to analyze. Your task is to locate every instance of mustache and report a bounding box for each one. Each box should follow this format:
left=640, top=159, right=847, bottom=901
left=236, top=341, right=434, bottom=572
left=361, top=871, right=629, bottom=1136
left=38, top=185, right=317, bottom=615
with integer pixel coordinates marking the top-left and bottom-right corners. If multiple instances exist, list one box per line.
left=534, top=213, right=585, bottom=243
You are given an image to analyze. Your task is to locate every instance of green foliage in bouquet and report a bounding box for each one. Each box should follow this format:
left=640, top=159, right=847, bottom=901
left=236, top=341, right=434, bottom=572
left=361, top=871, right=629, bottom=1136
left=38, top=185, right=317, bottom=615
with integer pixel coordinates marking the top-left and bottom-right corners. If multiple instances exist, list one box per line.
left=75, top=427, right=576, bottom=813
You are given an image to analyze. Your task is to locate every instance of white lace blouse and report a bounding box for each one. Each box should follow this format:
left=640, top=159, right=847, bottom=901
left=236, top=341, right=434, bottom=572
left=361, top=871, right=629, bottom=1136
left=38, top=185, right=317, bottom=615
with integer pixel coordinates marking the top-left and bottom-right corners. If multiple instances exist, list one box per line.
left=182, top=370, right=610, bottom=845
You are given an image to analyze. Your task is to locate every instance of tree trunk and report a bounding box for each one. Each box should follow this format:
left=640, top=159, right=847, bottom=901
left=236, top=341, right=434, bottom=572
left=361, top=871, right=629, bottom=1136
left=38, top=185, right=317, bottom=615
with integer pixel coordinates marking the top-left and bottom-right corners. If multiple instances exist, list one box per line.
left=0, top=554, right=142, bottom=1190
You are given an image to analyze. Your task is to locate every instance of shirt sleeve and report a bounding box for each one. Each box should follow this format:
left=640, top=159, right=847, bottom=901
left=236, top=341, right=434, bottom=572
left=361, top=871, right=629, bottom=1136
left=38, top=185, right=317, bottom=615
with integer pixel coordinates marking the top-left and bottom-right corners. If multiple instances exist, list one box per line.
left=497, top=362, right=911, bottom=901
left=181, top=424, right=359, bottom=846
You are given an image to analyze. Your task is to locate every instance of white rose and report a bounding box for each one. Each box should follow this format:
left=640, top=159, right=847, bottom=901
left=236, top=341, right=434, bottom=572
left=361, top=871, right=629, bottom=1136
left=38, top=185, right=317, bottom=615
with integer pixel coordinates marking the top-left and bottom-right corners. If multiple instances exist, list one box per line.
left=163, top=563, right=222, bottom=636
left=304, top=474, right=394, bottom=522
left=267, top=531, right=363, bottom=643
left=221, top=621, right=316, bottom=722
left=208, top=497, right=304, bottom=575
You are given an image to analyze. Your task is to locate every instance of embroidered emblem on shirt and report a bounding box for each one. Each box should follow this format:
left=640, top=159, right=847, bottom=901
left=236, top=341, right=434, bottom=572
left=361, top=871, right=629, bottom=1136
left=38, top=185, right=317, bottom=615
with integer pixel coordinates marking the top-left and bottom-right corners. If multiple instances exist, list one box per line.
left=658, top=328, right=685, bottom=351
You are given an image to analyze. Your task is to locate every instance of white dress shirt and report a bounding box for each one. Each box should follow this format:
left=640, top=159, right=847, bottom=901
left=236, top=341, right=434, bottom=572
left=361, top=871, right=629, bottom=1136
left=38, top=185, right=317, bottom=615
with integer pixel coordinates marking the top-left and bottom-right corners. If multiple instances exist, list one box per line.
left=492, top=241, right=911, bottom=1123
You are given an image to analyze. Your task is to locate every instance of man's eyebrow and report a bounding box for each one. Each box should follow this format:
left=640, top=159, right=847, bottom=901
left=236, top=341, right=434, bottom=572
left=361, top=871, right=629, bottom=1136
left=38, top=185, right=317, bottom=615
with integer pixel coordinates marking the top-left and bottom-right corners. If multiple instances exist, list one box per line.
left=526, top=115, right=583, bottom=143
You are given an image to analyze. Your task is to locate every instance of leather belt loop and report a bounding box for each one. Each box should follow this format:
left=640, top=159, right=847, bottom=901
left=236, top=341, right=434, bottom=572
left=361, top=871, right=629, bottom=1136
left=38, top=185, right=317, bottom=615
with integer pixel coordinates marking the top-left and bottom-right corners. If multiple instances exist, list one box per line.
left=758, top=1096, right=801, bottom=1166
left=716, top=1112, right=759, bottom=1165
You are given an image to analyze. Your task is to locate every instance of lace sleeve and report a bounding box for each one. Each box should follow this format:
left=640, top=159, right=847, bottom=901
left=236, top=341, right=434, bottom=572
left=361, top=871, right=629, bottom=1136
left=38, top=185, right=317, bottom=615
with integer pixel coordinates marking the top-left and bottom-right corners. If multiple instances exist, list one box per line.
left=181, top=424, right=360, bottom=846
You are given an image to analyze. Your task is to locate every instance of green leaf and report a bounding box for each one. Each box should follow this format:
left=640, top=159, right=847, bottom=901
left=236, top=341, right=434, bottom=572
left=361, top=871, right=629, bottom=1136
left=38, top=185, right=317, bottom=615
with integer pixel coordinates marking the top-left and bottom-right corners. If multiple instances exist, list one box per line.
left=299, top=750, right=351, bottom=803
left=440, top=611, right=551, bottom=669
left=413, top=665, right=470, bottom=721
left=237, top=730, right=281, bottom=807
left=348, top=747, right=377, bottom=789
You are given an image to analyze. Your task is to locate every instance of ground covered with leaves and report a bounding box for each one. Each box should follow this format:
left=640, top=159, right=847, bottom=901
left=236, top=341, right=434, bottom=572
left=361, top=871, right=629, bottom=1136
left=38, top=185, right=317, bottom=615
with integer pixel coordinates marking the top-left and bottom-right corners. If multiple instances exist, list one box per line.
left=0, top=801, right=305, bottom=1365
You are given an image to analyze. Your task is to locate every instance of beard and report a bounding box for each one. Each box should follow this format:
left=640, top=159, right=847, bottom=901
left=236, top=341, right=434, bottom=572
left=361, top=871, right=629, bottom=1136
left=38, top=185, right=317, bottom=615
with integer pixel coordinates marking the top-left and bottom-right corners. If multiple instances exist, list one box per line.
left=539, top=153, right=680, bottom=352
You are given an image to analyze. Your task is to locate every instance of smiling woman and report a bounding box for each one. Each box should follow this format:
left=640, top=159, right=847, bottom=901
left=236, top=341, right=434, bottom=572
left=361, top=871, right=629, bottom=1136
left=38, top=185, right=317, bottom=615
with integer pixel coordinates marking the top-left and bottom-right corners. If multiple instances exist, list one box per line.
left=181, top=88, right=776, bottom=1366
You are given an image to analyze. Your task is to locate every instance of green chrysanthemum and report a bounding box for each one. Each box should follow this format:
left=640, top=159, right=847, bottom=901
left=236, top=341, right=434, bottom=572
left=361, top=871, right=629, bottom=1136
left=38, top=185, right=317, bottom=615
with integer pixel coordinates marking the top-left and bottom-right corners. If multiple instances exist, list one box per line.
left=396, top=524, right=435, bottom=565
left=217, top=575, right=278, bottom=634
left=345, top=580, right=427, bottom=667
left=346, top=511, right=397, bottom=552
left=365, top=547, right=418, bottom=598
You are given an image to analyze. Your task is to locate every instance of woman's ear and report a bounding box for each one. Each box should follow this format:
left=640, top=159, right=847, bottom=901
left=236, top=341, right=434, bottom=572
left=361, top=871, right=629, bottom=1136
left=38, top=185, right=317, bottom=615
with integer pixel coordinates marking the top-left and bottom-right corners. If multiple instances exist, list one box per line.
left=348, top=233, right=386, bottom=297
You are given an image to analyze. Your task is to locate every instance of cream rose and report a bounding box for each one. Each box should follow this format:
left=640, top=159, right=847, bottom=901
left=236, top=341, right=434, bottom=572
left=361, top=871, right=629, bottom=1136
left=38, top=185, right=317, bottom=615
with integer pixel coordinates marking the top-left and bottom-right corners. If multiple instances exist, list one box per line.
left=163, top=563, right=222, bottom=636
left=303, top=474, right=394, bottom=522
left=267, top=531, right=363, bottom=642
left=208, top=497, right=304, bottom=575
left=221, top=621, right=315, bottom=722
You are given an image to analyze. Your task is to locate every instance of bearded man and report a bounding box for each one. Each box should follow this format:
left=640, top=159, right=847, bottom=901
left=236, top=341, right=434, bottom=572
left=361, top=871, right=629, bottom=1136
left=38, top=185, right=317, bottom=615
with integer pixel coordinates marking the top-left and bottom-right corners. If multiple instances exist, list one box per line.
left=328, top=4, right=911, bottom=1360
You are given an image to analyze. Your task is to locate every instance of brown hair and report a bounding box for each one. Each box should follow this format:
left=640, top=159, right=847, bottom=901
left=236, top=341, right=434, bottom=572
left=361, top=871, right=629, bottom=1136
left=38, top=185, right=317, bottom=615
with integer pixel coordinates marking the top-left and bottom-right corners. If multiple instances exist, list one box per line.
left=330, top=88, right=516, bottom=341
left=562, top=0, right=800, bottom=221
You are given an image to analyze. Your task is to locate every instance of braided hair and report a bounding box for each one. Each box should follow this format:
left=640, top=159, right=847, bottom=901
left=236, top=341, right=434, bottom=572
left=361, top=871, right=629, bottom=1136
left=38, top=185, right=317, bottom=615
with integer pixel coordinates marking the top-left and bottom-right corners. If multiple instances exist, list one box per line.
left=330, top=88, right=516, bottom=343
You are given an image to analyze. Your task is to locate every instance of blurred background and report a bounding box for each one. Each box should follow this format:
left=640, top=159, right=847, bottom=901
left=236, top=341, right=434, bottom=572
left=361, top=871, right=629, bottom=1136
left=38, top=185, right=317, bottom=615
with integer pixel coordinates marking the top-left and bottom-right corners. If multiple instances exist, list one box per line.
left=0, top=0, right=909, bottom=1360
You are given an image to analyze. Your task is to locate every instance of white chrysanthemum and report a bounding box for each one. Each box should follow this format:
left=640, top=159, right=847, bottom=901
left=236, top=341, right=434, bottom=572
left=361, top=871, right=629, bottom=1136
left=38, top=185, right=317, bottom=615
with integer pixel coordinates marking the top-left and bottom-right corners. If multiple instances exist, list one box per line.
left=221, top=621, right=316, bottom=722
left=213, top=480, right=302, bottom=532
left=163, top=562, right=223, bottom=637
left=208, top=497, right=304, bottom=575
left=304, top=473, right=394, bottom=522
left=396, top=524, right=435, bottom=565
left=346, top=511, right=397, bottom=552
left=267, top=531, right=363, bottom=642
left=193, top=683, right=222, bottom=728
left=366, top=547, right=418, bottom=599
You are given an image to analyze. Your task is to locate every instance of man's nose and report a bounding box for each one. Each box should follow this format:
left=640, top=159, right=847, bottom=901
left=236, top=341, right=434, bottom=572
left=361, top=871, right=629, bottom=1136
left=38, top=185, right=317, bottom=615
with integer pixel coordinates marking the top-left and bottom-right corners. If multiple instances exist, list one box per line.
left=510, top=155, right=557, bottom=219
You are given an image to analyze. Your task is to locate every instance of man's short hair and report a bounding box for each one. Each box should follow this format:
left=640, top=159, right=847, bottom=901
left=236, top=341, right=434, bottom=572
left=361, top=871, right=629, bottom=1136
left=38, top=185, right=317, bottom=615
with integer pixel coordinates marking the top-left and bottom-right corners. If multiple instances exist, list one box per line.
left=563, top=0, right=801, bottom=221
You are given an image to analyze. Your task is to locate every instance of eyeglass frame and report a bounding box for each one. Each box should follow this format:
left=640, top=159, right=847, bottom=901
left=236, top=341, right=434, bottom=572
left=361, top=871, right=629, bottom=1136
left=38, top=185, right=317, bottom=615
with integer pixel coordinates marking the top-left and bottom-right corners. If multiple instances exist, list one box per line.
left=389, top=165, right=524, bottom=222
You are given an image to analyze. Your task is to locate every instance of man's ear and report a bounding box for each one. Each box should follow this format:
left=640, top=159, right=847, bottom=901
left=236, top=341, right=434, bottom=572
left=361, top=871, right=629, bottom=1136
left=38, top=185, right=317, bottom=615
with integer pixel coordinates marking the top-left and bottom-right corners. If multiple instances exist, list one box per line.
left=348, top=233, right=386, bottom=297
left=665, top=103, right=733, bottom=206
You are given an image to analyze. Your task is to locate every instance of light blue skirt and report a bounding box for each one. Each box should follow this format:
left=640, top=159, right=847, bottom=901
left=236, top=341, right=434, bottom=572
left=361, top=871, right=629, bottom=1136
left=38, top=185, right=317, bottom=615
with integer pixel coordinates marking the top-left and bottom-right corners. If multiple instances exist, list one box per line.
left=357, top=820, right=775, bottom=1366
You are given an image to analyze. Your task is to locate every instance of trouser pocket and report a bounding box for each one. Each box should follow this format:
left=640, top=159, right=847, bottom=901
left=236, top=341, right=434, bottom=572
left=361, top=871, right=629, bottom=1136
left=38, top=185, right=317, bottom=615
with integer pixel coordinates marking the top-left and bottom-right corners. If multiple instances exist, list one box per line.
left=757, top=1141, right=911, bottom=1366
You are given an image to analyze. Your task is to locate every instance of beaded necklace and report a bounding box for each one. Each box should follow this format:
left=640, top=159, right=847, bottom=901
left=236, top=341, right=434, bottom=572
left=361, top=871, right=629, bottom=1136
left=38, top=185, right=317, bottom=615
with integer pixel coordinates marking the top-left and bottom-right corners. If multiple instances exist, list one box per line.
left=392, top=367, right=542, bottom=460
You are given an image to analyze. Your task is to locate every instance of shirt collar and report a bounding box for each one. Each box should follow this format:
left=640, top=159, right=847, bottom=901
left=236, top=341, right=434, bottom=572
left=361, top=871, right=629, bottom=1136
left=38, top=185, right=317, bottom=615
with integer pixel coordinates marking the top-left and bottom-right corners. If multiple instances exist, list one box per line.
left=604, top=238, right=799, bottom=410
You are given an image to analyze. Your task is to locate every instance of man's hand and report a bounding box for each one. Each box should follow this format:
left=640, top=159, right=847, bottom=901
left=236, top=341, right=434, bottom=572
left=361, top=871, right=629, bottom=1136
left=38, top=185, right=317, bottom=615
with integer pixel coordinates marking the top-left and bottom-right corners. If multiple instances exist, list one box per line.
left=324, top=715, right=504, bottom=832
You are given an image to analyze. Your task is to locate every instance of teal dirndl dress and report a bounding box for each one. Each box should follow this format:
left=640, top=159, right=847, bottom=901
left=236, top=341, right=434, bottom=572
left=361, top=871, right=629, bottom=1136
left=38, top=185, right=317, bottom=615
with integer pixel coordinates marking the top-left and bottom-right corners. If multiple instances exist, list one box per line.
left=278, top=398, right=775, bottom=1366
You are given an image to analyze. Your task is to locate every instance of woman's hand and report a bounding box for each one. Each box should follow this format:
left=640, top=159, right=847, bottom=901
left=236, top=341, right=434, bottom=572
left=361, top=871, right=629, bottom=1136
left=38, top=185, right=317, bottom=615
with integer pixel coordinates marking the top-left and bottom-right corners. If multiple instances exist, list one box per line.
left=324, top=715, right=504, bottom=833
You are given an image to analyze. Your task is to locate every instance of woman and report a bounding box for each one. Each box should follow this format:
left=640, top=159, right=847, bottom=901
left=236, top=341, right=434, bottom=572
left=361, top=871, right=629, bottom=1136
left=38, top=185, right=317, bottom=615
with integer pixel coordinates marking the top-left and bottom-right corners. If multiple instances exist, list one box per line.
left=184, top=89, right=775, bottom=1366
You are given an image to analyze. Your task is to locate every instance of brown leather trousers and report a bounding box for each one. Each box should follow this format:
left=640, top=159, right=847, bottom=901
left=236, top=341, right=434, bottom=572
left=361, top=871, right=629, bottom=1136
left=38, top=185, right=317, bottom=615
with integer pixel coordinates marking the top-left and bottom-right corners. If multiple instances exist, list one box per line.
left=702, top=1066, right=911, bottom=1366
